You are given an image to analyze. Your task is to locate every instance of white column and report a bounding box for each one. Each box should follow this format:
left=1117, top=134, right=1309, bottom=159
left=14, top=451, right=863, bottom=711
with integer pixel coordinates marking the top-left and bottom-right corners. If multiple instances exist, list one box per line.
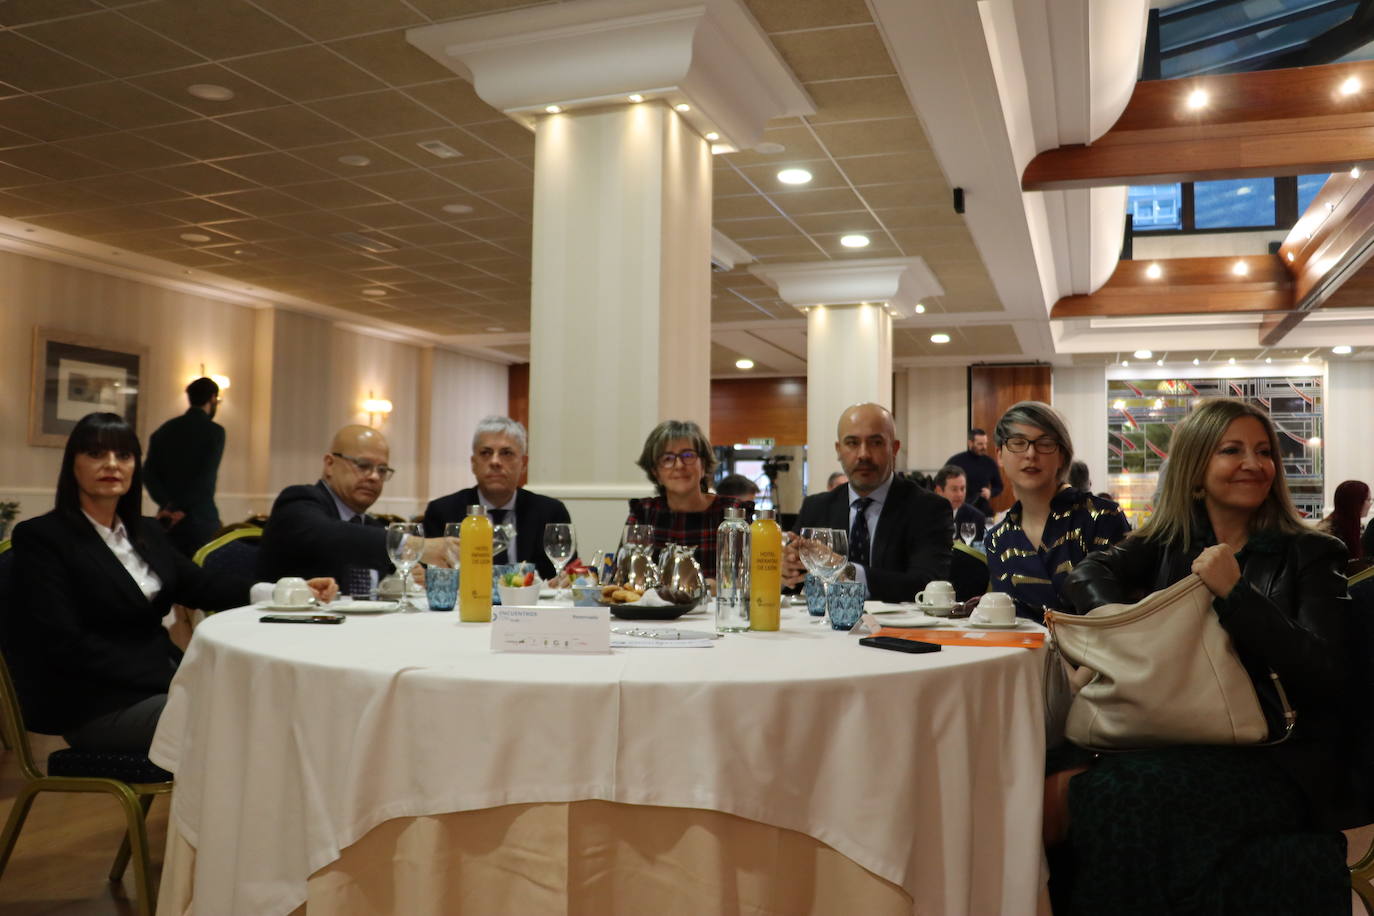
left=1323, top=360, right=1374, bottom=513
left=1052, top=365, right=1108, bottom=495
left=900, top=366, right=968, bottom=472
left=804, top=304, right=893, bottom=485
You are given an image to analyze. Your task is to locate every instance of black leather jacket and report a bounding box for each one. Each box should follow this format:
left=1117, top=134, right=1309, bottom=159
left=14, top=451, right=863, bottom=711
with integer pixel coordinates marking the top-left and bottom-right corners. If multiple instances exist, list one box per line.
left=1064, top=526, right=1354, bottom=829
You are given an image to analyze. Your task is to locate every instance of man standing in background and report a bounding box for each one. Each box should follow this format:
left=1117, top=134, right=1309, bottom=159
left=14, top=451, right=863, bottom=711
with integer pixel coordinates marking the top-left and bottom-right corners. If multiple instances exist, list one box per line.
left=946, top=428, right=1003, bottom=514
left=144, top=377, right=224, bottom=556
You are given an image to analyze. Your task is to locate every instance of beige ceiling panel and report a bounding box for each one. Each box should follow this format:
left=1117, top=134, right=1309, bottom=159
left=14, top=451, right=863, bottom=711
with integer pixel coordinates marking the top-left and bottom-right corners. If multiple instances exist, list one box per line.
left=427, top=239, right=513, bottom=261
left=813, top=118, right=928, bottom=159
left=791, top=210, right=883, bottom=235
left=769, top=187, right=864, bottom=215
left=874, top=207, right=955, bottom=231
left=306, top=251, right=390, bottom=272
left=0, top=145, right=109, bottom=180
left=333, top=202, right=430, bottom=229
left=368, top=128, right=499, bottom=167
left=715, top=216, right=801, bottom=240
left=735, top=159, right=847, bottom=191
left=67, top=173, right=181, bottom=204
left=124, top=0, right=306, bottom=59
left=841, top=154, right=944, bottom=189
left=744, top=0, right=872, bottom=31
left=206, top=262, right=280, bottom=280
left=0, top=96, right=112, bottom=141
left=281, top=180, right=387, bottom=210
left=0, top=31, right=107, bottom=92
left=477, top=187, right=533, bottom=217
left=413, top=261, right=492, bottom=280
left=711, top=168, right=756, bottom=196
left=22, top=12, right=201, bottom=77
left=56, top=132, right=189, bottom=171
left=215, top=152, right=333, bottom=186
left=227, top=46, right=387, bottom=102
left=94, top=226, right=231, bottom=251
left=204, top=188, right=311, bottom=218
left=0, top=185, right=109, bottom=217
left=136, top=120, right=271, bottom=160
left=247, top=0, right=424, bottom=41
left=0, top=0, right=101, bottom=26
left=712, top=301, right=771, bottom=322
left=958, top=324, right=1021, bottom=354
left=217, top=107, right=357, bottom=150
left=326, top=32, right=460, bottom=87
left=0, top=162, right=47, bottom=190
left=353, top=169, right=461, bottom=201
left=132, top=65, right=290, bottom=116
left=740, top=236, right=823, bottom=258
left=366, top=247, right=456, bottom=268
left=859, top=190, right=960, bottom=219
left=720, top=125, right=829, bottom=166
left=269, top=210, right=367, bottom=236
left=713, top=195, right=781, bottom=220
left=140, top=163, right=256, bottom=196
left=468, top=257, right=530, bottom=277
left=770, top=25, right=896, bottom=83
left=383, top=223, right=478, bottom=247
left=150, top=196, right=253, bottom=224
left=459, top=120, right=536, bottom=158
left=213, top=218, right=303, bottom=242
left=435, top=159, right=535, bottom=193
left=25, top=210, right=133, bottom=235
left=287, top=141, right=416, bottom=177
left=144, top=248, right=238, bottom=268
left=403, top=81, right=503, bottom=128
left=263, top=237, right=353, bottom=258
left=0, top=126, right=37, bottom=150
left=457, top=216, right=532, bottom=242
left=387, top=279, right=460, bottom=296
left=310, top=90, right=450, bottom=136
left=41, top=82, right=196, bottom=130
left=803, top=76, right=915, bottom=125
left=887, top=224, right=976, bottom=251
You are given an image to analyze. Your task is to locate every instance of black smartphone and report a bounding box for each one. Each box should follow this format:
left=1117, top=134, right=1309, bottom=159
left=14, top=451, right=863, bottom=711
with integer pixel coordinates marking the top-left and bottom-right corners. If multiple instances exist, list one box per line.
left=260, top=614, right=345, bottom=625
left=859, top=635, right=940, bottom=654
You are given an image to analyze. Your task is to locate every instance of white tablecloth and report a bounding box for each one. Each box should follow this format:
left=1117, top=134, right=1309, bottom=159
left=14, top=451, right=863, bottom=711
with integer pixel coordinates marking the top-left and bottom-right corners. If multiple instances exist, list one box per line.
left=150, top=605, right=1046, bottom=915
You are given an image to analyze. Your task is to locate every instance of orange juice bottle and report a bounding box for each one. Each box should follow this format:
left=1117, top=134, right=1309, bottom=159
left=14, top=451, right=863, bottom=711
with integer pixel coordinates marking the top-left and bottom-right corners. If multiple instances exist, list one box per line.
left=459, top=505, right=494, bottom=622
left=749, top=509, right=782, bottom=631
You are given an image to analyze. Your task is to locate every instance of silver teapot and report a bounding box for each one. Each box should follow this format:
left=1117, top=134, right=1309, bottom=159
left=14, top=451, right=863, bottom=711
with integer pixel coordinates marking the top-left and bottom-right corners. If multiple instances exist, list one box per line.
left=615, top=543, right=659, bottom=591
left=656, top=543, right=705, bottom=604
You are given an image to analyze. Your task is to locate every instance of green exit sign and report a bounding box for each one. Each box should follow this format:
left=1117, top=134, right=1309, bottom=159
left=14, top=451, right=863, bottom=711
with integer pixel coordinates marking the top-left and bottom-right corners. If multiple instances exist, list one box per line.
left=748, top=437, right=775, bottom=448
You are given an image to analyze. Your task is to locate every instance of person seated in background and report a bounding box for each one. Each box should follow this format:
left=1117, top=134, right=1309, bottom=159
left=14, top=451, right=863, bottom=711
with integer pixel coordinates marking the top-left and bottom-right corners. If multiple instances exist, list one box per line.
left=946, top=427, right=1002, bottom=514
left=826, top=470, right=848, bottom=491
left=783, top=403, right=952, bottom=602
left=423, top=416, right=572, bottom=579
left=1317, top=478, right=1370, bottom=573
left=1058, top=398, right=1351, bottom=915
left=4, top=412, right=334, bottom=753
left=715, top=473, right=759, bottom=502
left=627, top=420, right=749, bottom=579
left=984, top=401, right=1129, bottom=623
left=258, top=424, right=447, bottom=594
left=933, top=464, right=987, bottom=545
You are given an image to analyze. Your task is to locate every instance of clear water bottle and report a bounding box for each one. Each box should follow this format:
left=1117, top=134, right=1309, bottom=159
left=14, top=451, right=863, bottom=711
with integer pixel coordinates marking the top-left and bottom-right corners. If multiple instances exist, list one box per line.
left=715, top=506, right=750, bottom=632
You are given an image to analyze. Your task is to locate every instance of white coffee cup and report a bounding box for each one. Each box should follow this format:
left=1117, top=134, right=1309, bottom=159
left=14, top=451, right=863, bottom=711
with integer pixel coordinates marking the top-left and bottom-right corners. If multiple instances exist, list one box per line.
left=272, top=577, right=313, bottom=607
left=915, top=580, right=956, bottom=615
left=975, top=592, right=1015, bottom=625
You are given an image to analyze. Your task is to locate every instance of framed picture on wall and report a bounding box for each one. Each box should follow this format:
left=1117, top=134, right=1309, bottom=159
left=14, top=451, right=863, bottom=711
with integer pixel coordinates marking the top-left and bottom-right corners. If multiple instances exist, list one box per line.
left=29, top=327, right=148, bottom=448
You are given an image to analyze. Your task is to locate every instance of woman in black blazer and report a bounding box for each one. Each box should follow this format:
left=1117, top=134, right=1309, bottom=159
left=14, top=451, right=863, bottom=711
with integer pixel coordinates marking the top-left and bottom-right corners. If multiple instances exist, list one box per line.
left=5, top=412, right=333, bottom=753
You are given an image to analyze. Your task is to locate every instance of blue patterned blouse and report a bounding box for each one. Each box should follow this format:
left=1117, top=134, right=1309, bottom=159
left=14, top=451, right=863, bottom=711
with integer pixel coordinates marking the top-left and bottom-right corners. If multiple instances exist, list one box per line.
left=985, top=487, right=1131, bottom=623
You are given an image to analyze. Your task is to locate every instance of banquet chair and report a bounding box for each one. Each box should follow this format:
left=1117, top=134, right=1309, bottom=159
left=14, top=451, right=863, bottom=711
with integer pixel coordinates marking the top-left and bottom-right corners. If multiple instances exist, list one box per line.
left=950, top=541, right=989, bottom=603
left=0, top=650, right=172, bottom=916
left=1348, top=566, right=1374, bottom=912
left=193, top=525, right=261, bottom=577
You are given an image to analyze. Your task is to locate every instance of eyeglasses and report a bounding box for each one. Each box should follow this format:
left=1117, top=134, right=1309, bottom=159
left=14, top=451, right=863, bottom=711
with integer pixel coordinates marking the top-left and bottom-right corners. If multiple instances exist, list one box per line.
left=1002, top=436, right=1060, bottom=455
left=332, top=452, right=396, bottom=481
left=657, top=450, right=700, bottom=468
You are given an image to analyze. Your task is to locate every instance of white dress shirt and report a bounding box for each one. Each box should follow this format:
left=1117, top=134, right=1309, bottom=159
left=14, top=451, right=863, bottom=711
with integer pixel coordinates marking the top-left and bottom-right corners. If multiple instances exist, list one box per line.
left=83, top=510, right=163, bottom=601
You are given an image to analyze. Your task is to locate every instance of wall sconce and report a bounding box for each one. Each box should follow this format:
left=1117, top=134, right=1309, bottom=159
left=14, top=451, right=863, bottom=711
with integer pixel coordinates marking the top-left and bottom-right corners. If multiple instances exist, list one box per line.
left=190, top=363, right=230, bottom=393
left=362, top=390, right=393, bottom=427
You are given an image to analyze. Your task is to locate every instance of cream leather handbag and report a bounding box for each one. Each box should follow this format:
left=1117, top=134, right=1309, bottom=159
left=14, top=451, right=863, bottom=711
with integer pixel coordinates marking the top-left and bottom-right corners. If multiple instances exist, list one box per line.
left=1045, top=574, right=1294, bottom=751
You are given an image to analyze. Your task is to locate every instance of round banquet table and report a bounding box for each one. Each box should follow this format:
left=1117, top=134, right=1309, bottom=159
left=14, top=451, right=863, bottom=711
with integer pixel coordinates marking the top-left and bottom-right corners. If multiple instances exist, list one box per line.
left=150, top=604, right=1046, bottom=916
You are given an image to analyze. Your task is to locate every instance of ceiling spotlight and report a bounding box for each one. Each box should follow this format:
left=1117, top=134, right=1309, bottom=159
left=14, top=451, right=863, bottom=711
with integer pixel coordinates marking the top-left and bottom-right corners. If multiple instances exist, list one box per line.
left=1122, top=360, right=1130, bottom=366
left=840, top=235, right=870, bottom=248
left=1145, top=262, right=1163, bottom=279
left=1231, top=260, right=1249, bottom=276
left=777, top=168, right=812, bottom=185
left=1287, top=251, right=1295, bottom=262
left=628, top=94, right=644, bottom=103
left=1228, top=357, right=1237, bottom=365
left=1156, top=359, right=1164, bottom=367
left=179, top=232, right=211, bottom=243
left=1353, top=166, right=1364, bottom=179
left=1341, top=76, right=1362, bottom=96
left=362, top=288, right=387, bottom=297
left=442, top=203, right=474, bottom=214
left=337, top=154, right=371, bottom=167
left=1112, top=400, right=1126, bottom=410
left=915, top=303, right=925, bottom=314
left=1192, top=358, right=1200, bottom=366
left=187, top=83, right=234, bottom=101
left=674, top=103, right=691, bottom=112
left=544, top=105, right=562, bottom=114
left=930, top=333, right=951, bottom=344
left=1333, top=344, right=1353, bottom=354
left=1308, top=436, right=1323, bottom=447
left=735, top=358, right=755, bottom=370
left=1302, top=355, right=1311, bottom=363
left=1186, top=88, right=1209, bottom=110
left=1134, top=349, right=1153, bottom=359
left=705, top=132, right=719, bottom=141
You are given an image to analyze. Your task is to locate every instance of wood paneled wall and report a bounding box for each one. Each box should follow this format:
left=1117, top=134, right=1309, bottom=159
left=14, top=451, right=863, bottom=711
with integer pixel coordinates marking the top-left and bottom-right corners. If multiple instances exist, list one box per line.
left=709, top=377, right=807, bottom=445
left=508, top=363, right=529, bottom=431
left=970, top=364, right=1052, bottom=514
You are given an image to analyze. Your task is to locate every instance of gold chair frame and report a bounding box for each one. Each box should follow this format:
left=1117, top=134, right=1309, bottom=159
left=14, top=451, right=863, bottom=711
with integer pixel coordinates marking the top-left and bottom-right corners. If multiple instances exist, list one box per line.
left=192, top=524, right=261, bottom=567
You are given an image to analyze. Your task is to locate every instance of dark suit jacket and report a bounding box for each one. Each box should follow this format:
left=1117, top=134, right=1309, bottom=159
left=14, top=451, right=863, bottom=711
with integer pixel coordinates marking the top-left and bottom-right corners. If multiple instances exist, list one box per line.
left=5, top=510, right=250, bottom=734
left=423, top=486, right=572, bottom=579
left=257, top=481, right=391, bottom=583
left=144, top=408, right=225, bottom=527
left=794, top=475, right=953, bottom=603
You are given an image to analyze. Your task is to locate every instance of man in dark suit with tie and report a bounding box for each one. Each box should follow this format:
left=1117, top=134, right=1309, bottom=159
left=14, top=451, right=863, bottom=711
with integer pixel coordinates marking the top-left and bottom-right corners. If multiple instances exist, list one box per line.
left=143, top=376, right=225, bottom=557
left=783, top=403, right=952, bottom=602
left=423, top=416, right=572, bottom=580
left=258, top=424, right=447, bottom=591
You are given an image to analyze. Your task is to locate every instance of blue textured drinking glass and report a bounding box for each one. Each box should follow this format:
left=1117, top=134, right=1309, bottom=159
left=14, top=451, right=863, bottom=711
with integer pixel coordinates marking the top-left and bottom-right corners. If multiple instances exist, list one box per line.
left=803, top=574, right=826, bottom=616
left=425, top=567, right=458, bottom=611
left=827, top=581, right=867, bottom=630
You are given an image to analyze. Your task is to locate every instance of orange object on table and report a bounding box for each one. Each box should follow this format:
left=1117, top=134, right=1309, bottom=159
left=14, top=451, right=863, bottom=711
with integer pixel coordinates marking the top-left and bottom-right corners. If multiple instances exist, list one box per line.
left=875, top=626, right=1045, bottom=649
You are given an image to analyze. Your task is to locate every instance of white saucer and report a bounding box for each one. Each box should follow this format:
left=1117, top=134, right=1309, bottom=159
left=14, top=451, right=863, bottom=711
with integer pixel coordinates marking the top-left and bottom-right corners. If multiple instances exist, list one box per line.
left=323, top=600, right=400, bottom=614
left=917, top=603, right=955, bottom=617
left=259, top=602, right=317, bottom=612
left=876, top=612, right=951, bottom=628
left=965, top=617, right=1025, bottom=629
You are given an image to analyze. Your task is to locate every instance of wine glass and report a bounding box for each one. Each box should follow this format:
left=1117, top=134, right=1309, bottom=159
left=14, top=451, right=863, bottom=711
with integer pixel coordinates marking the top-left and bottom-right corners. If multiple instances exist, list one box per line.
left=543, top=523, right=576, bottom=600
left=386, top=522, right=424, bottom=611
left=493, top=522, right=515, bottom=560
left=798, top=527, right=849, bottom=626
left=443, top=522, right=462, bottom=569
left=959, top=522, right=979, bottom=547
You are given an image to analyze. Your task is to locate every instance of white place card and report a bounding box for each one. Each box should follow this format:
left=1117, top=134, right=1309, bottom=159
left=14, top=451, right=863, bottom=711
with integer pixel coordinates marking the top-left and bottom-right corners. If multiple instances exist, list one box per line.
left=490, top=605, right=610, bottom=654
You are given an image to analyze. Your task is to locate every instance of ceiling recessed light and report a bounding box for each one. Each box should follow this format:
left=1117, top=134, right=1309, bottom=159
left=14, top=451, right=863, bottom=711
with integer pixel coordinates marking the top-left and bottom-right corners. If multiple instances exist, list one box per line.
left=1192, top=358, right=1200, bottom=366
left=1156, top=359, right=1164, bottom=366
left=1134, top=349, right=1153, bottom=359
left=1121, top=360, right=1130, bottom=366
left=486, top=326, right=506, bottom=332
left=735, top=358, right=755, bottom=370
left=1308, top=436, right=1323, bottom=446
left=1264, top=357, right=1272, bottom=363
left=417, top=139, right=462, bottom=160
left=1231, top=260, right=1249, bottom=276
left=1228, top=357, right=1237, bottom=365
left=1341, top=76, right=1362, bottom=96
left=1286, top=251, right=1295, bottom=262
left=1302, top=355, right=1311, bottom=363
left=362, top=288, right=387, bottom=297
left=674, top=103, right=690, bottom=112
left=337, top=154, right=371, bottom=167
left=840, top=234, right=870, bottom=248
left=442, top=203, right=474, bottom=215
left=705, top=131, right=719, bottom=141
left=930, top=333, right=950, bottom=344
left=777, top=168, right=812, bottom=185
left=1333, top=344, right=1353, bottom=354
left=1186, top=88, right=1209, bottom=110
left=755, top=141, right=785, bottom=154
left=915, top=303, right=925, bottom=314
left=1145, top=262, right=1163, bottom=279
left=187, top=83, right=234, bottom=101
left=628, top=94, right=644, bottom=103
left=179, top=232, right=211, bottom=243
left=545, top=104, right=562, bottom=114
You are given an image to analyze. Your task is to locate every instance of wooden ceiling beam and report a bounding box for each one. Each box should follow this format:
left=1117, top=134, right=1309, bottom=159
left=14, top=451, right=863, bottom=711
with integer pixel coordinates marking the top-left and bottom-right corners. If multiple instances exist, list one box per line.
left=1024, top=60, right=1374, bottom=190
left=1050, top=255, right=1292, bottom=318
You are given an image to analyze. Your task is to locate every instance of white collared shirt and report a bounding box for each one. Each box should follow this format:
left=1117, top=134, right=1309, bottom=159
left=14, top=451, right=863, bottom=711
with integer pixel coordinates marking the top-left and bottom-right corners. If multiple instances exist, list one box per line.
left=83, top=510, right=163, bottom=602
left=845, top=474, right=895, bottom=597
left=479, top=491, right=518, bottom=561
